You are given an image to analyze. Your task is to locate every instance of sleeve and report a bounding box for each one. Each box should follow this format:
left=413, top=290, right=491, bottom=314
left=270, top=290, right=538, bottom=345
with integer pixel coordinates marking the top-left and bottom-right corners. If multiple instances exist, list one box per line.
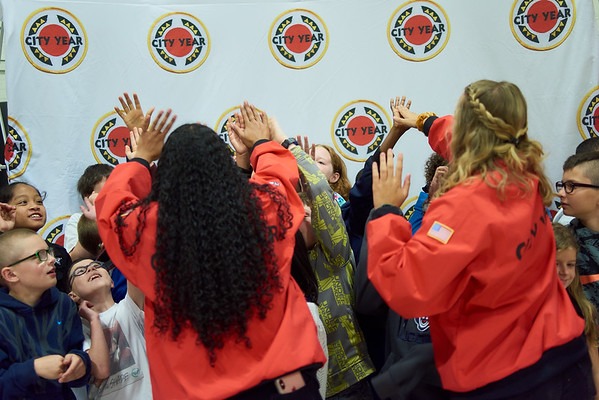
left=122, top=294, right=145, bottom=335
left=426, top=115, right=454, bottom=161
left=249, top=142, right=305, bottom=276
left=343, top=151, right=378, bottom=244
left=407, top=191, right=429, bottom=235
left=0, top=356, right=39, bottom=399
left=291, top=146, right=353, bottom=268
left=95, top=161, right=158, bottom=302
left=355, top=206, right=402, bottom=316
left=366, top=188, right=488, bottom=318
left=64, top=213, right=82, bottom=253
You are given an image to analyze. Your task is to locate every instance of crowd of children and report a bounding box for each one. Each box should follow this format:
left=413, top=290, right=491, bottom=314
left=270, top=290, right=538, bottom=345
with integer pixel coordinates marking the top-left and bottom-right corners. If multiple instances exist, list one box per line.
left=1, top=81, right=598, bottom=400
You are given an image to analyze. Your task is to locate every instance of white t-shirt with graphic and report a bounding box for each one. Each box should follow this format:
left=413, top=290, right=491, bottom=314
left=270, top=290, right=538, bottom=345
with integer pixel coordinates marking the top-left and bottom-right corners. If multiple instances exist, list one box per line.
left=83, top=294, right=152, bottom=400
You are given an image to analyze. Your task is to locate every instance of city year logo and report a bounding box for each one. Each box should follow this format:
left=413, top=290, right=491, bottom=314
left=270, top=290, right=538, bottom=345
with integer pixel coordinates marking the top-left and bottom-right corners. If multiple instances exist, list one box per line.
left=510, top=0, right=575, bottom=50
left=387, top=1, right=450, bottom=62
left=4, top=117, right=32, bottom=179
left=331, top=100, right=391, bottom=162
left=269, top=9, right=329, bottom=69
left=21, top=8, right=87, bottom=73
left=40, top=215, right=70, bottom=247
left=577, top=87, right=599, bottom=140
left=148, top=12, right=210, bottom=73
left=401, top=195, right=419, bottom=220
left=91, top=111, right=132, bottom=166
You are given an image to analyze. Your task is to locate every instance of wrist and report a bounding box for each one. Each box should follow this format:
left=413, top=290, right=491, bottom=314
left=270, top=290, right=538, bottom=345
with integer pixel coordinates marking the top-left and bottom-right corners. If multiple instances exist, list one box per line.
left=281, top=137, right=299, bottom=149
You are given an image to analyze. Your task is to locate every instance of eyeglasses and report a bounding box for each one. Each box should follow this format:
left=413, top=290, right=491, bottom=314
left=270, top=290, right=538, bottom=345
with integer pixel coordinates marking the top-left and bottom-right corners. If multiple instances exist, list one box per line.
left=69, top=261, right=106, bottom=288
left=555, top=181, right=599, bottom=194
left=4, top=247, right=54, bottom=268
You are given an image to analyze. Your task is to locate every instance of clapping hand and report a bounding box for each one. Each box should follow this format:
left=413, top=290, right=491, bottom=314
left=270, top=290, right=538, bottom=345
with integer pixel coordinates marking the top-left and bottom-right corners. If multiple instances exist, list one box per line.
left=390, top=96, right=417, bottom=131
left=134, top=109, right=177, bottom=163
left=228, top=102, right=270, bottom=149
left=115, top=93, right=155, bottom=132
left=372, top=149, right=411, bottom=209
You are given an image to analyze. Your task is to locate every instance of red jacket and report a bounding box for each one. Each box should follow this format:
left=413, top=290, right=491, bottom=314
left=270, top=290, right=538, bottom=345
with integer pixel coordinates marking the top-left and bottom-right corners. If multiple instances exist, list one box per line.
left=366, top=116, right=584, bottom=392
left=96, top=141, right=326, bottom=399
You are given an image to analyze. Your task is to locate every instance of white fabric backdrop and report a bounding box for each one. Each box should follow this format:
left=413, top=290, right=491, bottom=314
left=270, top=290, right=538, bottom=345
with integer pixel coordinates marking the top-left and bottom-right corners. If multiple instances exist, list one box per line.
left=1, top=0, right=598, bottom=244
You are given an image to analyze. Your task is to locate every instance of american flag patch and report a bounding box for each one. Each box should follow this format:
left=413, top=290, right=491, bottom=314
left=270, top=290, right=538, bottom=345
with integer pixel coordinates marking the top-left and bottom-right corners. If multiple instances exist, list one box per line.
left=427, top=221, right=454, bottom=244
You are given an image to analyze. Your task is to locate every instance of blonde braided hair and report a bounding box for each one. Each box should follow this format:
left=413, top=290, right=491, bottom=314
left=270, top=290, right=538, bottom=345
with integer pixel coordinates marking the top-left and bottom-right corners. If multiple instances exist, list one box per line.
left=435, top=80, right=554, bottom=205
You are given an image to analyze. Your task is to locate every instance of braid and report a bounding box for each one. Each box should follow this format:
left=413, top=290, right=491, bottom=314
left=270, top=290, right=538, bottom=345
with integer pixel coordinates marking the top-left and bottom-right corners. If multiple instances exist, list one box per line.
left=466, top=85, right=523, bottom=144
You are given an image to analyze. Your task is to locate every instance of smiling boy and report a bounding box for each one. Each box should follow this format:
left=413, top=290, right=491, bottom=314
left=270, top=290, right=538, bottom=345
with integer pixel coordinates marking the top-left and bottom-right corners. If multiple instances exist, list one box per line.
left=67, top=258, right=151, bottom=399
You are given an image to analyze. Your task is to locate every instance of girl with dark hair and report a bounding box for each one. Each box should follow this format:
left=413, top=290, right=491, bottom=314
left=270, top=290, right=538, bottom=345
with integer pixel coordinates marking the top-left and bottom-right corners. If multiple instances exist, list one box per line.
left=0, top=182, right=72, bottom=292
left=96, top=104, right=325, bottom=399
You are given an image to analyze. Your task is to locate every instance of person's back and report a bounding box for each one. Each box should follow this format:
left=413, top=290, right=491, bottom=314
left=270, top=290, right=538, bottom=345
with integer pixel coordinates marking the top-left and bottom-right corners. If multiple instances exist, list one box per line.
left=96, top=107, right=325, bottom=399
left=366, top=80, right=590, bottom=398
left=0, top=229, right=91, bottom=399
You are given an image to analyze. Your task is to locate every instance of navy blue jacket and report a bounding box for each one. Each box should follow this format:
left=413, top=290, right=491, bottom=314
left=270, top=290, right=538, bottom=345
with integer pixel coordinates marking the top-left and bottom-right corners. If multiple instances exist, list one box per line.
left=0, top=287, right=91, bottom=399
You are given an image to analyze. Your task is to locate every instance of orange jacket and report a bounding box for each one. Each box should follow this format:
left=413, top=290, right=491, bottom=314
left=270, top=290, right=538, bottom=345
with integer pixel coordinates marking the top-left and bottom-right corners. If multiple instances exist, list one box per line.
left=96, top=141, right=326, bottom=399
left=366, top=116, right=584, bottom=392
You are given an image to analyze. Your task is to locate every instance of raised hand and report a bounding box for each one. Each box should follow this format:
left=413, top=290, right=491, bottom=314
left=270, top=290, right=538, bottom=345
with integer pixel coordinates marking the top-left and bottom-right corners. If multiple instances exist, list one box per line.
left=80, top=193, right=97, bottom=221
left=134, top=109, right=177, bottom=163
left=227, top=114, right=250, bottom=169
left=58, top=353, right=86, bottom=383
left=229, top=102, right=269, bottom=149
left=296, top=135, right=316, bottom=160
left=390, top=96, right=417, bottom=131
left=115, top=93, right=155, bottom=132
left=428, top=165, right=449, bottom=198
left=125, top=127, right=141, bottom=160
left=0, top=202, right=16, bottom=232
left=372, top=149, right=411, bottom=209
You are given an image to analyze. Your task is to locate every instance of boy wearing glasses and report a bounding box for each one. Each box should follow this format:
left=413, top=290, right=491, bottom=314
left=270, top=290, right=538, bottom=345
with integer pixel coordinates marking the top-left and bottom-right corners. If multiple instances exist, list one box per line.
left=0, top=228, right=91, bottom=399
left=67, top=258, right=151, bottom=399
left=557, top=151, right=599, bottom=309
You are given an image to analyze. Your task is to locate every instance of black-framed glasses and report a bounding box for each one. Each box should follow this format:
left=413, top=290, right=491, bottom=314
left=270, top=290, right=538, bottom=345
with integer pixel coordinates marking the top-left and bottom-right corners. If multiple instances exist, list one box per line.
left=4, top=247, right=54, bottom=268
left=69, top=261, right=106, bottom=288
left=556, top=180, right=599, bottom=194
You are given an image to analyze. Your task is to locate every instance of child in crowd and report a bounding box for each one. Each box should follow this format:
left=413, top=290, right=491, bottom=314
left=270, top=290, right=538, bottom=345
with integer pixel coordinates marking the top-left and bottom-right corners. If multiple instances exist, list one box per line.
left=553, top=136, right=599, bottom=226
left=553, top=223, right=599, bottom=399
left=0, top=182, right=72, bottom=292
left=557, top=152, right=599, bottom=309
left=65, top=164, right=127, bottom=303
left=68, top=258, right=151, bottom=399
left=366, top=80, right=592, bottom=398
left=65, top=164, right=113, bottom=259
left=271, top=121, right=374, bottom=399
left=0, top=228, right=91, bottom=399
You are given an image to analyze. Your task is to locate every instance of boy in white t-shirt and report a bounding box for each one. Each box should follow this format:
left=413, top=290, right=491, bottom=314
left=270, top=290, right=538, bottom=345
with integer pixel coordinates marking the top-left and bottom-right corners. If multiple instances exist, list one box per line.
left=68, top=258, right=152, bottom=399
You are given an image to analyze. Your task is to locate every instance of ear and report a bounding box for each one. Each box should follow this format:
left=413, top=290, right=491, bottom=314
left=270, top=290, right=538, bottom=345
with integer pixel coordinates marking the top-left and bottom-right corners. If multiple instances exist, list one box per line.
left=68, top=291, right=81, bottom=305
left=329, top=172, right=340, bottom=184
left=1, top=267, right=18, bottom=284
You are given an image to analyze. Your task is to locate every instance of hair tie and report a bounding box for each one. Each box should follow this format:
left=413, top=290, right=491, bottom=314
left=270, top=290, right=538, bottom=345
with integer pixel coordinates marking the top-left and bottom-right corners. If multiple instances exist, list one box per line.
left=507, top=137, right=520, bottom=146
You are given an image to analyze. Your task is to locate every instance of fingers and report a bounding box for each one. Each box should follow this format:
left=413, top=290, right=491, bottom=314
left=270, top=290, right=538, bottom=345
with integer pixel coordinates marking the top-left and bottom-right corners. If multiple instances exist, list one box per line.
left=394, top=151, right=404, bottom=183
left=133, top=93, right=142, bottom=110
left=58, top=354, right=80, bottom=383
left=406, top=99, right=412, bottom=109
left=124, top=93, right=134, bottom=110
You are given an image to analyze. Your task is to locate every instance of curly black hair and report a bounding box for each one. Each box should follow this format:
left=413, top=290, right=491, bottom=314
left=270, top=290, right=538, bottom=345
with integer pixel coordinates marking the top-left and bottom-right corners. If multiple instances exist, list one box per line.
left=115, top=124, right=291, bottom=365
left=423, top=153, right=448, bottom=185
